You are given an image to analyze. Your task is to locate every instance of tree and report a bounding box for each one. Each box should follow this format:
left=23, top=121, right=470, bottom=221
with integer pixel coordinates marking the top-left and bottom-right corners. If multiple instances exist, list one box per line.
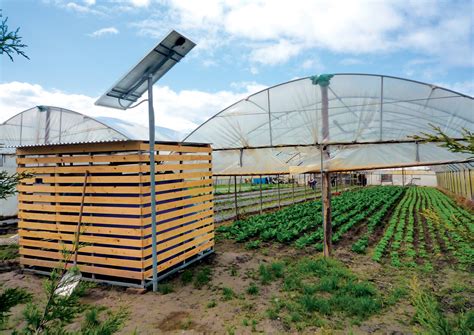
left=0, top=171, right=31, bottom=200
left=0, top=10, right=29, bottom=62
left=411, top=124, right=474, bottom=156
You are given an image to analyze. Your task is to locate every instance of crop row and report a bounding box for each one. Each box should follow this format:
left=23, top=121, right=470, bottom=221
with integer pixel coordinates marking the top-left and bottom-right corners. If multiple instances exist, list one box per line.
left=217, top=186, right=403, bottom=250
left=372, top=186, right=473, bottom=270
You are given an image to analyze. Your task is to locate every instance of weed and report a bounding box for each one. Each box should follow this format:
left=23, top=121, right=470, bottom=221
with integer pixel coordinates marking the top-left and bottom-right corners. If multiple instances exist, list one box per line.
left=207, top=300, right=217, bottom=308
left=229, top=265, right=238, bottom=277
left=0, top=245, right=18, bottom=261
left=181, top=318, right=193, bottom=330
left=157, top=283, right=173, bottom=295
left=194, top=267, right=212, bottom=289
left=259, top=264, right=273, bottom=285
left=251, top=319, right=258, bottom=331
left=245, top=240, right=261, bottom=250
left=222, top=287, right=235, bottom=301
left=181, top=270, right=193, bottom=285
left=246, top=283, right=259, bottom=296
left=242, top=318, right=249, bottom=326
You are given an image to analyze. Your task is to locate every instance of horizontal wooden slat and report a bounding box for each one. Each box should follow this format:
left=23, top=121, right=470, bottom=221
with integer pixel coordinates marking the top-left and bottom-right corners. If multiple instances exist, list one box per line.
left=19, top=211, right=142, bottom=226
left=18, top=193, right=143, bottom=205
left=20, top=238, right=142, bottom=257
left=22, top=175, right=142, bottom=184
left=17, top=141, right=143, bottom=155
left=18, top=154, right=148, bottom=165
left=19, top=203, right=141, bottom=216
left=21, top=171, right=211, bottom=185
left=144, top=202, right=214, bottom=224
left=17, top=163, right=212, bottom=174
left=19, top=230, right=143, bottom=247
left=152, top=217, right=214, bottom=242
left=145, top=240, right=214, bottom=276
left=18, top=179, right=211, bottom=195
left=156, top=210, right=213, bottom=233
left=145, top=224, right=214, bottom=254
left=18, top=186, right=212, bottom=205
left=144, top=194, right=213, bottom=215
left=19, top=221, right=142, bottom=236
left=17, top=154, right=210, bottom=165
left=20, top=248, right=142, bottom=268
left=18, top=184, right=143, bottom=194
left=144, top=231, right=214, bottom=265
left=21, top=257, right=144, bottom=280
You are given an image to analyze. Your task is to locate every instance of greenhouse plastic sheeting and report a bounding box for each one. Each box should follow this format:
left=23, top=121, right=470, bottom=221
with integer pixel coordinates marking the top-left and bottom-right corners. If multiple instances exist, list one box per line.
left=0, top=106, right=173, bottom=147
left=185, top=74, right=473, bottom=175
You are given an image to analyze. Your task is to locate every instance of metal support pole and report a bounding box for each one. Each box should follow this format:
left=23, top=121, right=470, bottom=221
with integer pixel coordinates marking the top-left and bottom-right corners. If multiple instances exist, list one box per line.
left=234, top=175, right=238, bottom=219
left=259, top=175, right=263, bottom=214
left=148, top=75, right=158, bottom=292
left=277, top=174, right=281, bottom=209
left=335, top=173, right=338, bottom=193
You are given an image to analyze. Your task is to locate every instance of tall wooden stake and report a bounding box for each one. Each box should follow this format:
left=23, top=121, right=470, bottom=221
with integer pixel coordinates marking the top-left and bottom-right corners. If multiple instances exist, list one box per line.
left=234, top=175, right=238, bottom=219
left=312, top=74, right=333, bottom=258
left=322, top=171, right=332, bottom=257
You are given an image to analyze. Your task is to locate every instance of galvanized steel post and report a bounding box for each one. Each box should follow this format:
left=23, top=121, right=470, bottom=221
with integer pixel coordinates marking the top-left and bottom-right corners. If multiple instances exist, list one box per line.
left=148, top=75, right=158, bottom=292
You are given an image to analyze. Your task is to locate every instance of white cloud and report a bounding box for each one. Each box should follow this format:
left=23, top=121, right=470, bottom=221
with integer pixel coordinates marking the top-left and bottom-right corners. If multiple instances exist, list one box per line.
left=250, top=40, right=302, bottom=66
left=130, top=0, right=473, bottom=69
left=64, top=2, right=103, bottom=15
left=88, top=27, right=119, bottom=38
left=0, top=81, right=267, bottom=134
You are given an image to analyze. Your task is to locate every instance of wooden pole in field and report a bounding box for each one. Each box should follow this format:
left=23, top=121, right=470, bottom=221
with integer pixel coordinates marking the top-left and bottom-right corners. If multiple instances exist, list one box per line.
left=277, top=174, right=281, bottom=209
left=311, top=74, right=333, bottom=258
left=234, top=175, right=238, bottom=219
left=322, top=170, right=332, bottom=257
left=292, top=176, right=295, bottom=204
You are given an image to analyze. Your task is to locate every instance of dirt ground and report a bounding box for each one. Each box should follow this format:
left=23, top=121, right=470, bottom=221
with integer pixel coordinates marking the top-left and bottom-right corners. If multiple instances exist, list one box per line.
left=1, top=236, right=472, bottom=334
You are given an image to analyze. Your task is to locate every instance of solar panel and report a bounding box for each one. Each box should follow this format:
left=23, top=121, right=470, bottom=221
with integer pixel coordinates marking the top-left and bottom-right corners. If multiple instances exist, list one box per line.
left=95, top=30, right=196, bottom=109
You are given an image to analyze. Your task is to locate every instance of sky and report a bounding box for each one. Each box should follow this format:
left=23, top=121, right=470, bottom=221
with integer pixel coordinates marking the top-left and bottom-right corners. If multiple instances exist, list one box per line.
left=1, top=0, right=473, bottom=136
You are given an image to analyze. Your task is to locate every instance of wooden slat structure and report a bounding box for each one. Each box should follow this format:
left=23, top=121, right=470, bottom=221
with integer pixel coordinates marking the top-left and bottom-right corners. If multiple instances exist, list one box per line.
left=17, top=141, right=214, bottom=287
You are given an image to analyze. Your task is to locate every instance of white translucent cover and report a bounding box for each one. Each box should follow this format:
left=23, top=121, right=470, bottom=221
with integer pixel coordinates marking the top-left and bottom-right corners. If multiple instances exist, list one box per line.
left=185, top=74, right=473, bottom=175
left=0, top=106, right=174, bottom=147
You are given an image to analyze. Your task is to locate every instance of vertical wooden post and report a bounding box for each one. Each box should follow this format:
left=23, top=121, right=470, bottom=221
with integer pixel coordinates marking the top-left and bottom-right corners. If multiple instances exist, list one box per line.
left=277, top=174, right=281, bottom=209
left=259, top=174, right=263, bottom=214
left=322, top=171, right=332, bottom=257
left=292, top=176, right=295, bottom=204
left=234, top=175, right=238, bottom=220
left=304, top=173, right=307, bottom=201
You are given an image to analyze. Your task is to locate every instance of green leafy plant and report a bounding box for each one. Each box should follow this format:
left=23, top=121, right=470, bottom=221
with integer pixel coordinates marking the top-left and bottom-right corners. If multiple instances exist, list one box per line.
left=0, top=287, right=31, bottom=328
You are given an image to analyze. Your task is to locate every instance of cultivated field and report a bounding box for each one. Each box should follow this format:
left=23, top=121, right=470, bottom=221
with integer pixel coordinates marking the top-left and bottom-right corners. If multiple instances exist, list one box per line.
left=1, top=185, right=473, bottom=334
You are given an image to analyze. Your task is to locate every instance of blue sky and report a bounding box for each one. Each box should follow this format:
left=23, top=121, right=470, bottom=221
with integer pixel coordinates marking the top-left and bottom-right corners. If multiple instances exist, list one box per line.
left=1, top=0, right=473, bottom=132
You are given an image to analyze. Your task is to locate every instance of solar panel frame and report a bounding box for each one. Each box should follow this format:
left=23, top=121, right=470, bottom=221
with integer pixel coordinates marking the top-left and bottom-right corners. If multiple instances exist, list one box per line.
left=95, top=30, right=196, bottom=110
